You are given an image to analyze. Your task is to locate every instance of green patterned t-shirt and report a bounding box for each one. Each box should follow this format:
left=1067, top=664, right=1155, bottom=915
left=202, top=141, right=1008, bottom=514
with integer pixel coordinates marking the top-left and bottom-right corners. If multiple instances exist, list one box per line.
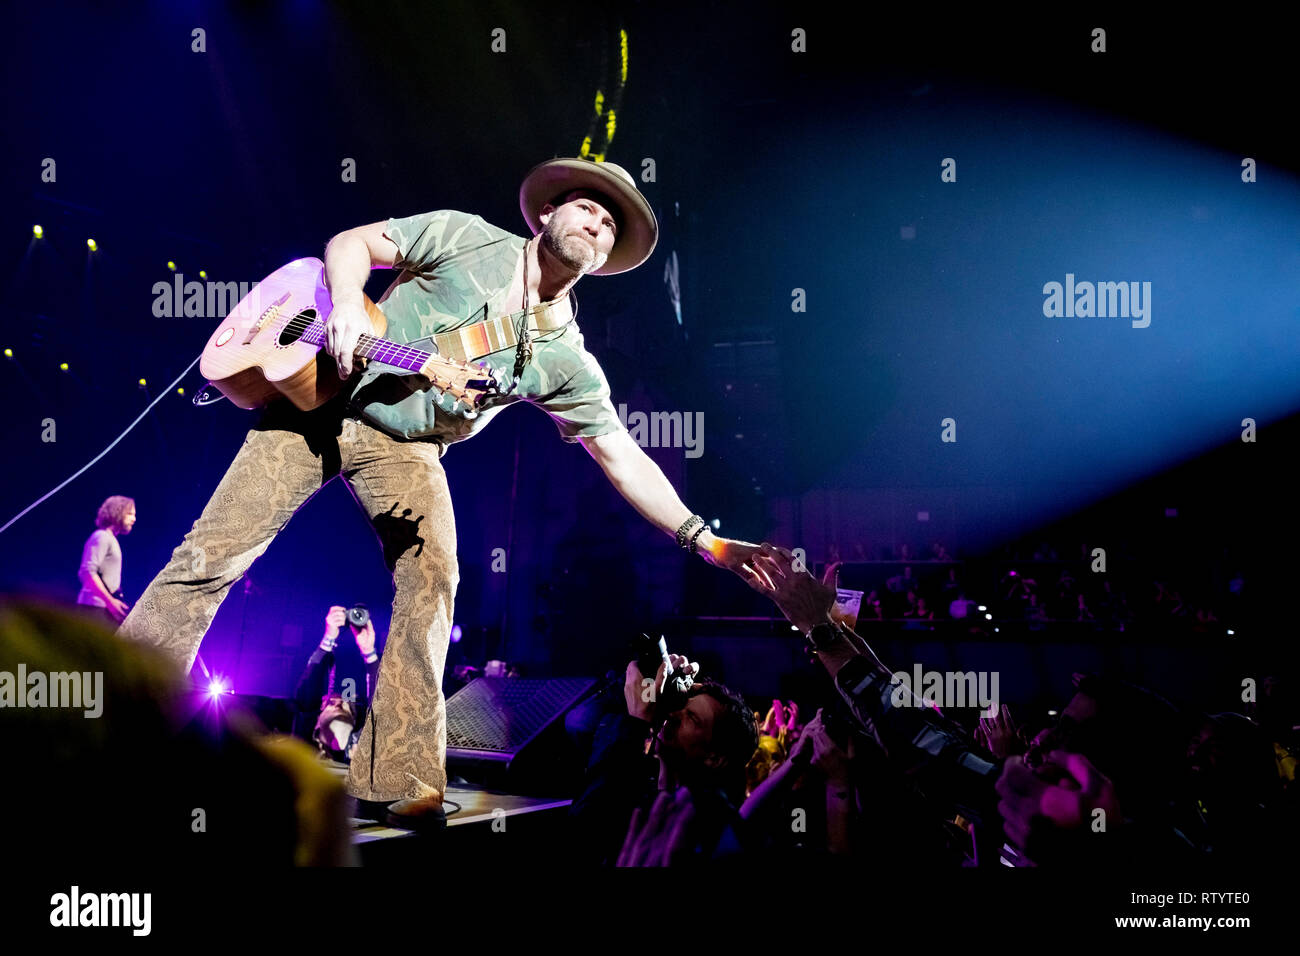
left=347, top=210, right=624, bottom=447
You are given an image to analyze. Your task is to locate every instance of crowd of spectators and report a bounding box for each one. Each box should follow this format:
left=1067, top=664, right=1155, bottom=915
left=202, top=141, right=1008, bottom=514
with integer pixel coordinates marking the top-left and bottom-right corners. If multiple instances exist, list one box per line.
left=3, top=530, right=1286, bottom=871
left=816, top=538, right=1244, bottom=633
left=564, top=546, right=1296, bottom=866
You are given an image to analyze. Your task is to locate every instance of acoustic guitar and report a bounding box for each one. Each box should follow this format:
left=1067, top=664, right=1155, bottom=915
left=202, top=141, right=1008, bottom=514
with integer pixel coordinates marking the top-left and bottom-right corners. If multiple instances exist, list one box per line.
left=199, top=257, right=501, bottom=411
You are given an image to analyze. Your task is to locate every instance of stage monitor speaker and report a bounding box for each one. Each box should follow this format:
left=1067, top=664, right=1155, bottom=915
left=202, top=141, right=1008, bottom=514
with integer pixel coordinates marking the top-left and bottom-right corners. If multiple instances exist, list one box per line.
left=445, top=676, right=600, bottom=793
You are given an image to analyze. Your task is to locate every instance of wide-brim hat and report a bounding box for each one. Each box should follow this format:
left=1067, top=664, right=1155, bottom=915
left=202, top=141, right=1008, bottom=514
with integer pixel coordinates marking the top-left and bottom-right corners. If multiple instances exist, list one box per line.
left=519, top=157, right=658, bottom=276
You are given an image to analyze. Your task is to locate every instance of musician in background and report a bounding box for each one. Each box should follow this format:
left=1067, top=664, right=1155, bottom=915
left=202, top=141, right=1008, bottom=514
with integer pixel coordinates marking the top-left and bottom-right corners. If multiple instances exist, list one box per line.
left=76, top=495, right=136, bottom=624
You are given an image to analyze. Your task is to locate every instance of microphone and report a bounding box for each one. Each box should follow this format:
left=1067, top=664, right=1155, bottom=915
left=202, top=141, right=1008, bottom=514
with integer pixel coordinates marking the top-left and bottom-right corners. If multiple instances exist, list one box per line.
left=633, top=633, right=693, bottom=714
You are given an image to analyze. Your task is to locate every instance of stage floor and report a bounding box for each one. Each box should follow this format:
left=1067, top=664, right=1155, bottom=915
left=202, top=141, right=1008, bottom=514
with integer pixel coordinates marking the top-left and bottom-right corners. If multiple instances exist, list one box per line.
left=319, top=763, right=573, bottom=844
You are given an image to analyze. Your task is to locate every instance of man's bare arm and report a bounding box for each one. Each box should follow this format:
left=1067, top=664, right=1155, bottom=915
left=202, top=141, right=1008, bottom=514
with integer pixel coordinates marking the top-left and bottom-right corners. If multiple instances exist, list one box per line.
left=579, top=429, right=695, bottom=539
left=321, top=221, right=400, bottom=377
left=579, top=429, right=774, bottom=589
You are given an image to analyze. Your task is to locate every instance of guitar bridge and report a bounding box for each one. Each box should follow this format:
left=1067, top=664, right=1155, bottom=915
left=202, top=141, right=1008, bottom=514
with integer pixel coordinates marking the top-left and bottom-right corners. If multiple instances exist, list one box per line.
left=243, top=292, right=292, bottom=345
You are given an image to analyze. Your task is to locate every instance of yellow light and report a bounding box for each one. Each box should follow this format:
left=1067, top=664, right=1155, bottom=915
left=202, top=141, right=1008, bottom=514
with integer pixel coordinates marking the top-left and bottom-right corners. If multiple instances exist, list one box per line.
left=177, top=387, right=185, bottom=395
left=3, top=348, right=12, bottom=358
left=60, top=362, right=69, bottom=371
left=198, top=270, right=207, bottom=279
left=138, top=378, right=147, bottom=387
left=167, top=261, right=176, bottom=271
left=32, top=225, right=43, bottom=238
left=86, top=238, right=97, bottom=251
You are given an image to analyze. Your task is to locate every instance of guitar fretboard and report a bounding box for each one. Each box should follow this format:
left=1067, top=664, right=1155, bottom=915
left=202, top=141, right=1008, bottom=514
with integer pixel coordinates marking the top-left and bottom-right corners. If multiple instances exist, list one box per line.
left=298, top=321, right=430, bottom=373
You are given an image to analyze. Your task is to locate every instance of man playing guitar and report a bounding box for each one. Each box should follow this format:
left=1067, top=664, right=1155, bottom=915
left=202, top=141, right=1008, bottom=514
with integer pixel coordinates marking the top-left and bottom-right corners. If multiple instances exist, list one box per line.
left=77, top=494, right=136, bottom=624
left=119, top=158, right=773, bottom=828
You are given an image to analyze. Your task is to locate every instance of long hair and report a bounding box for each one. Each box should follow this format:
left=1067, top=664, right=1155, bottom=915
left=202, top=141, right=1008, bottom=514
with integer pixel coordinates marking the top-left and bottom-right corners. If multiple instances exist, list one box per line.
left=95, top=495, right=135, bottom=531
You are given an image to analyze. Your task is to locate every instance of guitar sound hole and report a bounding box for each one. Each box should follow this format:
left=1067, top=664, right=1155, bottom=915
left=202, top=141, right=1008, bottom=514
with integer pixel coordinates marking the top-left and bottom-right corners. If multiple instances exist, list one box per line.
left=278, top=309, right=318, bottom=347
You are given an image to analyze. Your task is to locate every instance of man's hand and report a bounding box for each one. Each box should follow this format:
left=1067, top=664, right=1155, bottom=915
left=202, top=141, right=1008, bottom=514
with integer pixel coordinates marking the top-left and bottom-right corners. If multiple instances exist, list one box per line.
left=749, top=543, right=837, bottom=634
left=975, top=703, right=1023, bottom=759
left=695, top=531, right=778, bottom=592
left=624, top=654, right=699, bottom=723
left=323, top=606, right=346, bottom=643
left=617, top=788, right=697, bottom=867
left=789, top=709, right=850, bottom=782
left=788, top=707, right=826, bottom=765
left=352, top=620, right=377, bottom=658
left=761, top=699, right=800, bottom=742
left=107, top=596, right=130, bottom=623
left=624, top=661, right=655, bottom=722
left=324, top=295, right=371, bottom=380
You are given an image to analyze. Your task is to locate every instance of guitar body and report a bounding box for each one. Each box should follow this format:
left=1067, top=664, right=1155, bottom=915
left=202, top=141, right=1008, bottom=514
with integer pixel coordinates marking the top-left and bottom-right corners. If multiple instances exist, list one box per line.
left=199, top=257, right=389, bottom=411
left=201, top=256, right=501, bottom=413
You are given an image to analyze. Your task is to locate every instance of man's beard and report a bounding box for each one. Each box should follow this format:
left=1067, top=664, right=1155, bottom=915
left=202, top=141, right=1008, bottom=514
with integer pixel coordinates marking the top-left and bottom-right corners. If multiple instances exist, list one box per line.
left=540, top=221, right=607, bottom=274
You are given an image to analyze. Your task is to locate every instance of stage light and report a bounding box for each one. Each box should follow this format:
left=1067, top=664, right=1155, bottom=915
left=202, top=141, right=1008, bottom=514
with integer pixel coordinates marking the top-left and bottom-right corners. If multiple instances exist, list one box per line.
left=177, top=387, right=185, bottom=395
left=984, top=613, right=992, bottom=620
left=208, top=678, right=226, bottom=697
left=1047, top=709, right=1058, bottom=717
left=790, top=624, right=799, bottom=631
left=167, top=260, right=176, bottom=271
left=86, top=238, right=97, bottom=251
left=138, top=378, right=147, bottom=388
left=977, top=605, right=987, bottom=611
left=1227, top=629, right=1234, bottom=636
left=3, top=348, right=11, bottom=358
left=711, top=518, right=721, bottom=530
left=449, top=624, right=463, bottom=643
left=32, top=225, right=43, bottom=238
left=59, top=362, right=69, bottom=371
left=199, top=270, right=207, bottom=279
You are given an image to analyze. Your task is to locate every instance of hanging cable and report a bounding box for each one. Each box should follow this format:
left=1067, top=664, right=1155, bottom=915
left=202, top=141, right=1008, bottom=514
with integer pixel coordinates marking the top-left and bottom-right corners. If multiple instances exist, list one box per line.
left=0, top=355, right=201, bottom=535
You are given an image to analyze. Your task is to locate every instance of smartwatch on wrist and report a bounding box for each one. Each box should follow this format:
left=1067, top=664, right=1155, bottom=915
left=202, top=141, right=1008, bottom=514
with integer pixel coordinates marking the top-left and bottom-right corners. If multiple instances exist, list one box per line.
left=805, top=619, right=841, bottom=652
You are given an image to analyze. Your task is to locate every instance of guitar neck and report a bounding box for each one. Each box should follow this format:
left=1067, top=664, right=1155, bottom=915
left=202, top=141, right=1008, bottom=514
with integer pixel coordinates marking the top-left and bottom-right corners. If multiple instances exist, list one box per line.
left=298, top=323, right=430, bottom=373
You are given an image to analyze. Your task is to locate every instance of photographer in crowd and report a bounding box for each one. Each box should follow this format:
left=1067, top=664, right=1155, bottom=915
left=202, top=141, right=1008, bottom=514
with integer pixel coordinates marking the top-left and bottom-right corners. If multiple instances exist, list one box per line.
left=569, top=640, right=758, bottom=866
left=293, top=604, right=383, bottom=762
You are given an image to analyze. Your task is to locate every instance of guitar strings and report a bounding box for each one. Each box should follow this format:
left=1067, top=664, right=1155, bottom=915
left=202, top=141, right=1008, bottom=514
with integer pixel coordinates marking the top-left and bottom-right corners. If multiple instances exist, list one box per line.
left=269, top=290, right=565, bottom=369
left=274, top=313, right=428, bottom=364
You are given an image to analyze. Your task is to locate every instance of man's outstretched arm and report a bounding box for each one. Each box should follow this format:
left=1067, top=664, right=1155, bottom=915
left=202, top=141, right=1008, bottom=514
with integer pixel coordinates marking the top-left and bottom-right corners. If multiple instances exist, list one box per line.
left=579, top=429, right=773, bottom=589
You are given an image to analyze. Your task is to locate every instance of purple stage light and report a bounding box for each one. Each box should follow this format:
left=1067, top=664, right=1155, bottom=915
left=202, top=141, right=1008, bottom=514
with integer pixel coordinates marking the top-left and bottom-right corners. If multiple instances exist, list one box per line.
left=450, top=624, right=463, bottom=643
left=208, top=678, right=226, bottom=697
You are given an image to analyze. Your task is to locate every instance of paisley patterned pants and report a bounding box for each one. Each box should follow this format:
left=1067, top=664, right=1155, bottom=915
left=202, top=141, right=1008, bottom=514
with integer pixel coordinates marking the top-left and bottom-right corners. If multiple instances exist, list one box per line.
left=119, top=411, right=457, bottom=802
